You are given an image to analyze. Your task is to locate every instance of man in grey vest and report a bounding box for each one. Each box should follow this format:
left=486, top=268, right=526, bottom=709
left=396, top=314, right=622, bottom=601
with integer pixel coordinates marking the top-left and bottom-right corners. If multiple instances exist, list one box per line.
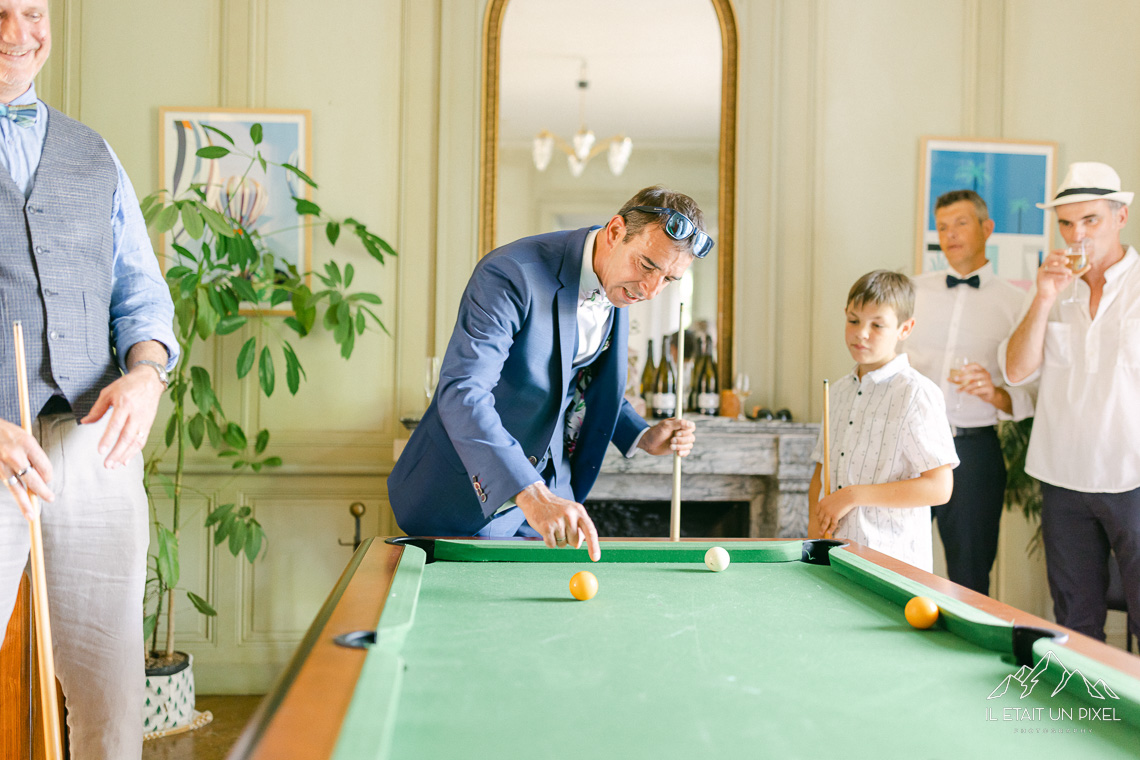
left=0, top=2, right=178, bottom=756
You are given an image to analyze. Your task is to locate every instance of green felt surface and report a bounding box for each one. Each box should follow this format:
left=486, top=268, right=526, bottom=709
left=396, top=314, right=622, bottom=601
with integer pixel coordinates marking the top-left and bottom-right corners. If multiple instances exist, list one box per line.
left=340, top=542, right=1140, bottom=760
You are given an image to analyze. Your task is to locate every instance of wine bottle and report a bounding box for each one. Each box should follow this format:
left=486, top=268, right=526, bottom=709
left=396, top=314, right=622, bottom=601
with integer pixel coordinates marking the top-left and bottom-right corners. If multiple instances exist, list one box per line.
left=652, top=335, right=677, bottom=419
left=687, top=336, right=704, bottom=412
left=697, top=336, right=720, bottom=415
left=640, top=339, right=656, bottom=410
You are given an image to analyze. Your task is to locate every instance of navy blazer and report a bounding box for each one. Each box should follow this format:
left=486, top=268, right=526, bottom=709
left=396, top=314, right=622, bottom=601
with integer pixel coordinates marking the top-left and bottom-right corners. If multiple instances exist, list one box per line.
left=388, top=227, right=649, bottom=536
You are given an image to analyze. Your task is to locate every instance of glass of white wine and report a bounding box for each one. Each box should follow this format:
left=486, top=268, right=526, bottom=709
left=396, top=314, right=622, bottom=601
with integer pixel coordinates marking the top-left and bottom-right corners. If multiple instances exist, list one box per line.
left=733, top=372, right=751, bottom=421
left=947, top=355, right=970, bottom=411
left=1062, top=239, right=1089, bottom=305
left=424, top=356, right=441, bottom=406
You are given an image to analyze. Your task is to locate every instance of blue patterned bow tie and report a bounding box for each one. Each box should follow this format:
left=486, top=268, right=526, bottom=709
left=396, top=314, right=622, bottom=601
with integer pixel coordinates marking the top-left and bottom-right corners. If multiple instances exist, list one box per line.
left=946, top=274, right=980, bottom=289
left=0, top=102, right=37, bottom=128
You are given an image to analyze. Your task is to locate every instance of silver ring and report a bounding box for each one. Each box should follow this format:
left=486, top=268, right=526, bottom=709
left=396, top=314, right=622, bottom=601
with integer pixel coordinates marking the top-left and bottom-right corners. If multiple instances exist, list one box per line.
left=15, top=466, right=30, bottom=478
left=6, top=475, right=19, bottom=486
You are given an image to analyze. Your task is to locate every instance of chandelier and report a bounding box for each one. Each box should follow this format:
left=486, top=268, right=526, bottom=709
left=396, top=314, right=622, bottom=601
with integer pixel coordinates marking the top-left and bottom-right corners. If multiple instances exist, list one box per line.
left=532, top=61, right=632, bottom=178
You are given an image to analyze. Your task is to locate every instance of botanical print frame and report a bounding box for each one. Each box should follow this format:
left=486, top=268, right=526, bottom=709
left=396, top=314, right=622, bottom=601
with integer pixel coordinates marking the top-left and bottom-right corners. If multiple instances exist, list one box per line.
left=916, top=136, right=1056, bottom=288
left=158, top=107, right=313, bottom=284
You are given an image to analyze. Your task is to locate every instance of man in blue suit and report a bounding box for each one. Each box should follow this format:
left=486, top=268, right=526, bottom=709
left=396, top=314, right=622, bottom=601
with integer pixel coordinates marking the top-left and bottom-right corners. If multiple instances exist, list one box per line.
left=389, top=186, right=709, bottom=560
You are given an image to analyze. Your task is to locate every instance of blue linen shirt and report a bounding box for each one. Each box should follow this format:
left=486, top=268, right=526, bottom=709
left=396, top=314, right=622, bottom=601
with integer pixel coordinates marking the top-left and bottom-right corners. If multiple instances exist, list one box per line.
left=0, top=84, right=179, bottom=371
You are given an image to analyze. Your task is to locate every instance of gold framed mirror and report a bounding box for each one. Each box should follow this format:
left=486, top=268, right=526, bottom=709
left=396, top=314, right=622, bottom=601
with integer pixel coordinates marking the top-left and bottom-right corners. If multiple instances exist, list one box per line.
left=479, top=0, right=738, bottom=391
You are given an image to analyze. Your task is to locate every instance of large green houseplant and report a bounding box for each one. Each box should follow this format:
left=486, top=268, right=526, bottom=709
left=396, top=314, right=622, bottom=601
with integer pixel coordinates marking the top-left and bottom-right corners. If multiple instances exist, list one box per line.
left=139, top=123, right=395, bottom=667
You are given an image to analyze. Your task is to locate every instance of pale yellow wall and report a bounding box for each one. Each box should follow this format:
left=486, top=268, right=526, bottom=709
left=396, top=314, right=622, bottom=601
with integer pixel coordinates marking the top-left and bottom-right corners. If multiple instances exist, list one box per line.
left=36, top=0, right=1135, bottom=691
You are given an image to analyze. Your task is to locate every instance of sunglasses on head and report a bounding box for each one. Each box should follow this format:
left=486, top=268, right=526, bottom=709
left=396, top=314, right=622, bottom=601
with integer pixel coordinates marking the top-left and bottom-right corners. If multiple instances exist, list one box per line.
left=626, top=206, right=714, bottom=258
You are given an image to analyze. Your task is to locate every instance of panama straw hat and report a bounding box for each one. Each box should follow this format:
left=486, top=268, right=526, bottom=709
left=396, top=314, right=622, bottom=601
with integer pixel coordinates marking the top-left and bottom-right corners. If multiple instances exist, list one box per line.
left=1038, top=161, right=1134, bottom=209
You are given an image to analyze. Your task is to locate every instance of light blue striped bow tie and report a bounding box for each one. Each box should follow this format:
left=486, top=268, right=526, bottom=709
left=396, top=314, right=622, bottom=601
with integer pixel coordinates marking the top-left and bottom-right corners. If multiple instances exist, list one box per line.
left=0, top=102, right=37, bottom=128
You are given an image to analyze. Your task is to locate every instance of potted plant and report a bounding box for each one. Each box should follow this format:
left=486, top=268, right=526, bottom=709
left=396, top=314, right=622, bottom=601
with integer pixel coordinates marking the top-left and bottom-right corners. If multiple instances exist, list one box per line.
left=999, top=417, right=1042, bottom=554
left=138, top=122, right=395, bottom=736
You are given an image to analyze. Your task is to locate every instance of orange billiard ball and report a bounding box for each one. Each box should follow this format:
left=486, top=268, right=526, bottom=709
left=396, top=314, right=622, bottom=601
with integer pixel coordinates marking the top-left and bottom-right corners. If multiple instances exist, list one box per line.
left=569, top=571, right=598, bottom=601
left=905, top=596, right=940, bottom=629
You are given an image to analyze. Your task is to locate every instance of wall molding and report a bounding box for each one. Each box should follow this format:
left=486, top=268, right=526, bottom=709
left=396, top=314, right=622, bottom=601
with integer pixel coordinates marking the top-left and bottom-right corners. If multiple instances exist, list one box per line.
left=962, top=0, right=1006, bottom=137
left=762, top=0, right=783, bottom=407
left=155, top=431, right=395, bottom=477
left=151, top=489, right=220, bottom=648
left=248, top=0, right=269, bottom=108
left=808, top=0, right=826, bottom=415
left=218, top=0, right=269, bottom=108
left=394, top=0, right=443, bottom=424
left=36, top=0, right=82, bottom=116
left=238, top=490, right=392, bottom=645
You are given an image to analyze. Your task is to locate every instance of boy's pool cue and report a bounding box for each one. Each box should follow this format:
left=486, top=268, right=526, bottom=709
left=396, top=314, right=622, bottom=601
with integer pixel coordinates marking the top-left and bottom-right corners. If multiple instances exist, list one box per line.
left=13, top=322, right=63, bottom=760
left=670, top=302, right=684, bottom=542
left=822, top=379, right=833, bottom=540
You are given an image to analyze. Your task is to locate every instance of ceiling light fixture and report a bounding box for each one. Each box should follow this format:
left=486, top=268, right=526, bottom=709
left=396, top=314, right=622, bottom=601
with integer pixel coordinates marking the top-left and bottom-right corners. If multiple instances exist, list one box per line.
left=532, top=60, right=632, bottom=178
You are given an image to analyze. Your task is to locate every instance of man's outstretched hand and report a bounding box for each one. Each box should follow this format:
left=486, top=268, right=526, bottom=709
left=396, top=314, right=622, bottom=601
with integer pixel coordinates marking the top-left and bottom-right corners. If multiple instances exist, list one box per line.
left=515, top=482, right=601, bottom=561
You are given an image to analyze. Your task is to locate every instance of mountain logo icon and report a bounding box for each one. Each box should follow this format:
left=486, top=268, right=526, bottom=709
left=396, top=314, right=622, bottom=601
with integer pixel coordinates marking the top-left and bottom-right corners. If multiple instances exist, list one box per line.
left=987, top=650, right=1120, bottom=701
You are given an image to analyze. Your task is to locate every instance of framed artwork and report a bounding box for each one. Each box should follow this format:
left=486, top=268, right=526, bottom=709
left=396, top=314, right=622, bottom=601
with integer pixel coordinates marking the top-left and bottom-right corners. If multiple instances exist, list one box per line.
left=916, top=137, right=1056, bottom=288
left=158, top=107, right=313, bottom=282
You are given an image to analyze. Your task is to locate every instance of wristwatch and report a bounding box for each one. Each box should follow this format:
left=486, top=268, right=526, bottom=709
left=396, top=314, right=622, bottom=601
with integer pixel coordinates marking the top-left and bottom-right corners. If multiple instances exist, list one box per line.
left=131, top=360, right=170, bottom=390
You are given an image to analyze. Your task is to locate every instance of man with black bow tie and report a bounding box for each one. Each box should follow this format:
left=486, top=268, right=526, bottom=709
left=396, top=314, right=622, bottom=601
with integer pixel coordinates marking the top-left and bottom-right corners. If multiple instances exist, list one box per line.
left=905, top=189, right=1035, bottom=595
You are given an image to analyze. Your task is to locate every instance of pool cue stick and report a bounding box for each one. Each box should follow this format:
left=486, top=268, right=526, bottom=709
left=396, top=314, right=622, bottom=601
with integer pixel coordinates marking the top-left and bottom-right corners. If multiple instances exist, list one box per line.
left=822, top=379, right=833, bottom=540
left=13, top=322, right=64, bottom=760
left=669, top=302, right=684, bottom=542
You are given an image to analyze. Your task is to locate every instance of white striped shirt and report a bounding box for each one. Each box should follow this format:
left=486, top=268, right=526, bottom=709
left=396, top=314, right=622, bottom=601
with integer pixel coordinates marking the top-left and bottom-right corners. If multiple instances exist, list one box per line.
left=812, top=354, right=960, bottom=571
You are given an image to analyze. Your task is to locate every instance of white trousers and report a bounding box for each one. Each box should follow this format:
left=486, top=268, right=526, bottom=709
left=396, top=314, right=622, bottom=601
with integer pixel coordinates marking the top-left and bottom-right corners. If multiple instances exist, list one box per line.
left=0, top=413, right=148, bottom=760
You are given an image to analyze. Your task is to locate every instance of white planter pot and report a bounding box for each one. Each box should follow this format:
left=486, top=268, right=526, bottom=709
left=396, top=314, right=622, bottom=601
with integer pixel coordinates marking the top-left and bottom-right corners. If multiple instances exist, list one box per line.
left=142, top=652, right=213, bottom=740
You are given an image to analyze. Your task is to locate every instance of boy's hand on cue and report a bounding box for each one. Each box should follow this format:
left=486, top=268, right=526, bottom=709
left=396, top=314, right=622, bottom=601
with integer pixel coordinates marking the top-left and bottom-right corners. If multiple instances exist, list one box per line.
left=639, top=419, right=696, bottom=457
left=816, top=488, right=857, bottom=538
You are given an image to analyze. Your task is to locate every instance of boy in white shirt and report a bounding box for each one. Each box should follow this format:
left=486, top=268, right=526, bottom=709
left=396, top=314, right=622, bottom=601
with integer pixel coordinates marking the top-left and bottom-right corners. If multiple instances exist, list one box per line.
left=809, top=270, right=959, bottom=572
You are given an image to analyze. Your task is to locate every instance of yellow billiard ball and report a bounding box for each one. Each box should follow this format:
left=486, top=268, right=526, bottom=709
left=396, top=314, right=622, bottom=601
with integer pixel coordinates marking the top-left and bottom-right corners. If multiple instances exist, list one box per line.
left=905, top=596, right=940, bottom=629
left=569, top=571, right=598, bottom=601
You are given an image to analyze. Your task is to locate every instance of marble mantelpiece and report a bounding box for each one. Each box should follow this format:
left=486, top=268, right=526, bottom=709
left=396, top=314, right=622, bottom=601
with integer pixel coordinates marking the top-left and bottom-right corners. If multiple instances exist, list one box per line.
left=590, top=417, right=819, bottom=538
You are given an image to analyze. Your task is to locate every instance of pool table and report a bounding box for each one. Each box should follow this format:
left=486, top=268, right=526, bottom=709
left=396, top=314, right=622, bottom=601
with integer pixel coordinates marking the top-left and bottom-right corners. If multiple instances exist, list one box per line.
left=229, top=537, right=1140, bottom=760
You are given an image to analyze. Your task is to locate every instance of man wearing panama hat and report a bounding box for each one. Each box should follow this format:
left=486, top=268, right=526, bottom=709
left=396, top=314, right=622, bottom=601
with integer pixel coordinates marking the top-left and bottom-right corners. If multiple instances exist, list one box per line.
left=1001, top=161, right=1139, bottom=645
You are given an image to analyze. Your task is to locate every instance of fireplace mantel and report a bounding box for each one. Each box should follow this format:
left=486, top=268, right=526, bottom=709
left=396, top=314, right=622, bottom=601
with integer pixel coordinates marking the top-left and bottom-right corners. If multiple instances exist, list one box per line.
left=590, top=417, right=819, bottom=538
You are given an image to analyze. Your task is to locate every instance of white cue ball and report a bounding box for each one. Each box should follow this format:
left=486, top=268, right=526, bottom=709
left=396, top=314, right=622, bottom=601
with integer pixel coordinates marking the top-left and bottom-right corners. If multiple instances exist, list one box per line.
left=704, top=546, right=730, bottom=572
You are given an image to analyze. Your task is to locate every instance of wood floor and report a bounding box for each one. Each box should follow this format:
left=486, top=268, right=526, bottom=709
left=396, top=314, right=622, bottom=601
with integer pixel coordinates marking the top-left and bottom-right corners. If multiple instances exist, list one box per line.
left=142, top=696, right=262, bottom=760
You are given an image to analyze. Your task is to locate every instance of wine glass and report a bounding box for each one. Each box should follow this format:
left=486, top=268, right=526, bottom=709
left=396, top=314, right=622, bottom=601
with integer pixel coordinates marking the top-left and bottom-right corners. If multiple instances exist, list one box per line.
left=947, top=355, right=970, bottom=411
left=424, top=356, right=441, bottom=406
left=733, top=373, right=751, bottom=421
left=1062, top=239, right=1089, bottom=305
